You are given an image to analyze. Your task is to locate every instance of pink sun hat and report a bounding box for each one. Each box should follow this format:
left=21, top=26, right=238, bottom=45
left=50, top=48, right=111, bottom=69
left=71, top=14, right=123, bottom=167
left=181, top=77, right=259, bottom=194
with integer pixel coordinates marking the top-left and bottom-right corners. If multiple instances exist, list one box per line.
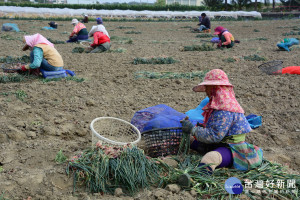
left=192, top=69, right=233, bottom=92
left=213, top=26, right=225, bottom=35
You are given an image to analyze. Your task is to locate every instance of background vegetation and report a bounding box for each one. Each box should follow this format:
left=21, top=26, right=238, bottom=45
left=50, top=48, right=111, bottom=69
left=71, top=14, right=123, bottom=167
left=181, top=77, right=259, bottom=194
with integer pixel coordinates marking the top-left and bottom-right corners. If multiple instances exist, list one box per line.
left=0, top=1, right=299, bottom=12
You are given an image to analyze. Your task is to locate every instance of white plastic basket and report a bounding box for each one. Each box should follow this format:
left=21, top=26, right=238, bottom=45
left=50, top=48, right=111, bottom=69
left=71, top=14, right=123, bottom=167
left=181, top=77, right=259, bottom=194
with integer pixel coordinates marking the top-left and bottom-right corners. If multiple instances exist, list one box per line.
left=80, top=41, right=92, bottom=48
left=90, top=117, right=141, bottom=146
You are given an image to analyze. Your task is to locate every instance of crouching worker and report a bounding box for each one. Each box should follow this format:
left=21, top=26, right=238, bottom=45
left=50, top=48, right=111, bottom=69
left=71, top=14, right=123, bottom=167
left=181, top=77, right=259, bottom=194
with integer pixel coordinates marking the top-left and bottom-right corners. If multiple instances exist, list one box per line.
left=179, top=69, right=263, bottom=186
left=89, top=17, right=110, bottom=38
left=86, top=31, right=110, bottom=53
left=67, top=19, right=89, bottom=43
left=196, top=13, right=211, bottom=32
left=81, top=14, right=89, bottom=23
left=22, top=33, right=64, bottom=74
left=214, top=26, right=235, bottom=48
left=48, top=21, right=58, bottom=29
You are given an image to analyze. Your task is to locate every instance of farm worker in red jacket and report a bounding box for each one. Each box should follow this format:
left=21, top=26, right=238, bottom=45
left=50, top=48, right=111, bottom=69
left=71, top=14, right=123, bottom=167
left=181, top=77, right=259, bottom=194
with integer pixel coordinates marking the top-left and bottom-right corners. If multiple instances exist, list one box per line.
left=88, top=31, right=111, bottom=53
left=214, top=26, right=234, bottom=48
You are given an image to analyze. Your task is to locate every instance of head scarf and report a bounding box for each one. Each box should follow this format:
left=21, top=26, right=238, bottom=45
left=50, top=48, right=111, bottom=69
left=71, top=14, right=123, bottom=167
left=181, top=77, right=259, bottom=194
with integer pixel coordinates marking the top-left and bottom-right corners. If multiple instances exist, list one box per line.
left=202, top=85, right=244, bottom=125
left=24, top=33, right=54, bottom=48
left=90, top=25, right=110, bottom=38
left=96, top=17, right=103, bottom=24
left=214, top=26, right=228, bottom=38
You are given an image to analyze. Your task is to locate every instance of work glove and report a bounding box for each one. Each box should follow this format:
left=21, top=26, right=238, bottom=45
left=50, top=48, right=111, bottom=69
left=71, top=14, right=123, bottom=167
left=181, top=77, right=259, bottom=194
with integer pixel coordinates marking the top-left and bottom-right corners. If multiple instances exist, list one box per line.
left=180, top=119, right=194, bottom=135
left=21, top=64, right=30, bottom=71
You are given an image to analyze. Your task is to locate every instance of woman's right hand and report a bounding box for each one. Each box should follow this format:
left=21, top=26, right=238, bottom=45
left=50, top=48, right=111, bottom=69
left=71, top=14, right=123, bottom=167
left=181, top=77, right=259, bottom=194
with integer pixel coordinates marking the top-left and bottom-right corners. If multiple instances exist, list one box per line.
left=180, top=118, right=194, bottom=134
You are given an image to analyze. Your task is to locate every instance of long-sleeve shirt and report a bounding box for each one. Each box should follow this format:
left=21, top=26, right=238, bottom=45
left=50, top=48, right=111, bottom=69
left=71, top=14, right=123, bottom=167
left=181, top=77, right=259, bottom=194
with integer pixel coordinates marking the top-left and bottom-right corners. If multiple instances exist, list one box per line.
left=89, top=25, right=110, bottom=38
left=29, top=45, right=63, bottom=69
left=191, top=110, right=263, bottom=171
left=199, top=17, right=211, bottom=29
left=90, top=31, right=110, bottom=48
left=192, top=110, right=251, bottom=144
left=29, top=47, right=43, bottom=69
left=70, top=23, right=88, bottom=37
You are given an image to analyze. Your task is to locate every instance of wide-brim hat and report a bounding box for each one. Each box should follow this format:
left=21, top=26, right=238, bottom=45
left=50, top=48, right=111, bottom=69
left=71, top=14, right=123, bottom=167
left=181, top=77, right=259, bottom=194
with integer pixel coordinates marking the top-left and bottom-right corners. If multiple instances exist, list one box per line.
left=71, top=19, right=79, bottom=24
left=192, top=69, right=233, bottom=92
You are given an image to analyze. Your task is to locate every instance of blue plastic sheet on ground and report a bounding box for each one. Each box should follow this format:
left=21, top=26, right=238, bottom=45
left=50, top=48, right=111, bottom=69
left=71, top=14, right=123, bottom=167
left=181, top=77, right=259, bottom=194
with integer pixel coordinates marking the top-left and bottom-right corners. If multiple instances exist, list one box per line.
left=185, top=97, right=209, bottom=122
left=42, top=26, right=56, bottom=30
left=2, top=23, right=20, bottom=32
left=131, top=104, right=199, bottom=133
left=277, top=38, right=299, bottom=51
left=246, top=114, right=262, bottom=129
left=211, top=37, right=220, bottom=43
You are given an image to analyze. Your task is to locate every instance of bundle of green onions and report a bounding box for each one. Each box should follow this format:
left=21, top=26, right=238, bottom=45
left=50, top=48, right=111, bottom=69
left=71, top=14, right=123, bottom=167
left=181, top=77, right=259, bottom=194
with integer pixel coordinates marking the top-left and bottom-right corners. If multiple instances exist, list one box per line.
left=72, top=47, right=85, bottom=53
left=134, top=71, right=207, bottom=79
left=177, top=131, right=190, bottom=156
left=47, top=38, right=66, bottom=44
left=0, top=73, right=25, bottom=83
left=66, top=143, right=162, bottom=195
left=156, top=155, right=300, bottom=199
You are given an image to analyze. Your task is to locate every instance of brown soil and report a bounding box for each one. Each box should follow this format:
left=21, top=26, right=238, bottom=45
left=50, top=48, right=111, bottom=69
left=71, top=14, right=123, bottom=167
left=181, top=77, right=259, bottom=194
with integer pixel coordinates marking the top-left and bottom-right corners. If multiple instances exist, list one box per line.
left=0, top=18, right=299, bottom=199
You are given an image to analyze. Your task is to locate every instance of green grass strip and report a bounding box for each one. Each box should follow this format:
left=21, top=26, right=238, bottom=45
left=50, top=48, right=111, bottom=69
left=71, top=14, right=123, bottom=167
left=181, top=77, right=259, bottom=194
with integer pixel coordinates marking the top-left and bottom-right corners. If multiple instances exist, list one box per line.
left=243, top=54, right=266, bottom=61
left=133, top=57, right=178, bottom=65
left=183, top=44, right=214, bottom=51
left=0, top=55, right=30, bottom=64
left=125, top=31, right=141, bottom=34
left=196, top=34, right=214, bottom=38
left=134, top=71, right=207, bottom=79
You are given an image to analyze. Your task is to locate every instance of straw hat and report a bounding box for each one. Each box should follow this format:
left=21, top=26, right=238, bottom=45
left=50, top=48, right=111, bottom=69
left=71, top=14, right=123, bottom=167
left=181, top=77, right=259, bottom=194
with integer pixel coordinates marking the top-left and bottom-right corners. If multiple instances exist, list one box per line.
left=192, top=69, right=233, bottom=92
left=71, top=19, right=79, bottom=25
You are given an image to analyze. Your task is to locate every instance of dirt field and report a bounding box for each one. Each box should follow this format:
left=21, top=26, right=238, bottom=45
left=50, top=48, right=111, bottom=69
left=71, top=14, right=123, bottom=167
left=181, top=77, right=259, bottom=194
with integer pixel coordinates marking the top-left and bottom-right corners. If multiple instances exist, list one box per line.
left=0, top=18, right=299, bottom=199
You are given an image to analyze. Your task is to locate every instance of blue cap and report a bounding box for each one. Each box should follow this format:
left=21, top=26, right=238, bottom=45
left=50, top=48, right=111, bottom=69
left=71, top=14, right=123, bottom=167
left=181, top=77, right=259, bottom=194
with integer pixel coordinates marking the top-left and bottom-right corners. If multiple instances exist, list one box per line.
left=96, top=17, right=103, bottom=24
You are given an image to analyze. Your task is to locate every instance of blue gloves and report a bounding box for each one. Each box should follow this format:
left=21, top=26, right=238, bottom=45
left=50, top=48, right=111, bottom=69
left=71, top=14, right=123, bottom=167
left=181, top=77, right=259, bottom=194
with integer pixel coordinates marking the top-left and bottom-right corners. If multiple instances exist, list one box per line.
left=180, top=119, right=194, bottom=134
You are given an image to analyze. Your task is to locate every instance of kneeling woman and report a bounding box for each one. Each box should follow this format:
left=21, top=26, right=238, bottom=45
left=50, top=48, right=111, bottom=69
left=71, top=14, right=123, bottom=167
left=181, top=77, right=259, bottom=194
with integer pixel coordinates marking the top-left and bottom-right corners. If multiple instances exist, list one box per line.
left=181, top=69, right=263, bottom=177
left=87, top=31, right=110, bottom=53
left=22, top=33, right=64, bottom=72
left=214, top=26, right=235, bottom=48
left=67, top=19, right=89, bottom=43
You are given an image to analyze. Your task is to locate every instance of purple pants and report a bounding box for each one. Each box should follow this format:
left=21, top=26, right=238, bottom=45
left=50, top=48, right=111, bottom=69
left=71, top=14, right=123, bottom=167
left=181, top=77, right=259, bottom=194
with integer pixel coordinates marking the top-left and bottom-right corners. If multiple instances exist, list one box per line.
left=214, top=147, right=233, bottom=168
left=191, top=140, right=233, bottom=168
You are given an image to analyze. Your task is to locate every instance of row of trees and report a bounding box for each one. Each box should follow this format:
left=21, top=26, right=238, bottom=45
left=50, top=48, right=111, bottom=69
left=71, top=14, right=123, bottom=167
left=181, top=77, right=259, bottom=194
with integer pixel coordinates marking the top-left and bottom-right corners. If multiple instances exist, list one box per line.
left=201, top=0, right=276, bottom=11
left=0, top=0, right=299, bottom=11
left=157, top=0, right=300, bottom=11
